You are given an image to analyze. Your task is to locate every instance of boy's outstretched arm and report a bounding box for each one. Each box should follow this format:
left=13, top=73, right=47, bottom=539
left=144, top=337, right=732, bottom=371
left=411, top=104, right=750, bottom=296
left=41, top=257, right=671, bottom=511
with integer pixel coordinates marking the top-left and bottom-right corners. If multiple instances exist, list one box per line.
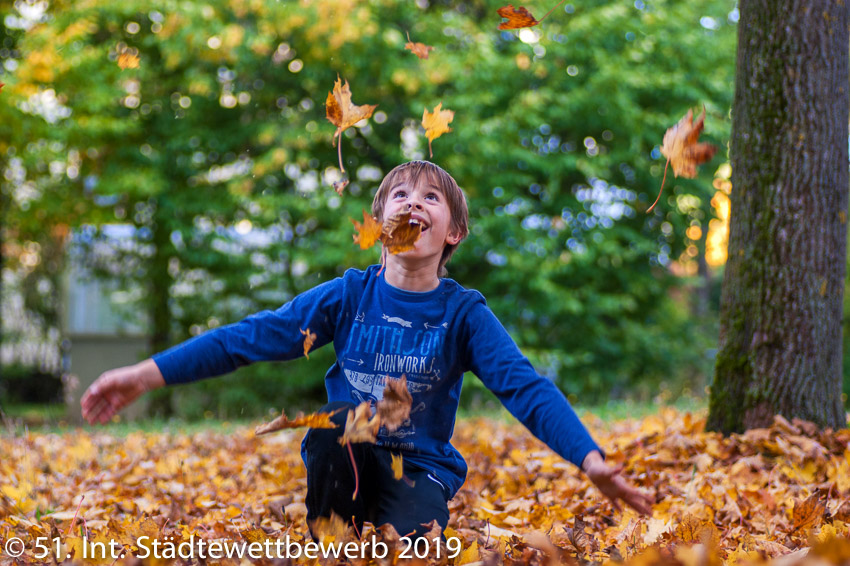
left=81, top=359, right=165, bottom=425
left=581, top=450, right=653, bottom=515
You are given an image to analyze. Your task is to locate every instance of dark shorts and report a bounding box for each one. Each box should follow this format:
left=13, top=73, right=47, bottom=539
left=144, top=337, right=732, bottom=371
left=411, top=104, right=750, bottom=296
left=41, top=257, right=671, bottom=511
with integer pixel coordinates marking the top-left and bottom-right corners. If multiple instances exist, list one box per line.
left=304, top=401, right=450, bottom=539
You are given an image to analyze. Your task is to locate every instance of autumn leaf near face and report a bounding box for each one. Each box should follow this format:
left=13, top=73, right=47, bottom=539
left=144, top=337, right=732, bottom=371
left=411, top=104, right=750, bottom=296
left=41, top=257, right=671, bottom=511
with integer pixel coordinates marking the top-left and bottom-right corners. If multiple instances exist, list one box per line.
left=497, top=5, right=539, bottom=29
left=376, top=375, right=412, bottom=432
left=648, top=107, right=717, bottom=213
left=325, top=76, right=377, bottom=174
left=339, top=402, right=381, bottom=445
left=254, top=408, right=340, bottom=436
left=300, top=327, right=317, bottom=359
left=405, top=31, right=434, bottom=59
left=117, top=52, right=140, bottom=70
left=422, top=103, right=454, bottom=159
left=381, top=210, right=423, bottom=254
left=351, top=210, right=382, bottom=250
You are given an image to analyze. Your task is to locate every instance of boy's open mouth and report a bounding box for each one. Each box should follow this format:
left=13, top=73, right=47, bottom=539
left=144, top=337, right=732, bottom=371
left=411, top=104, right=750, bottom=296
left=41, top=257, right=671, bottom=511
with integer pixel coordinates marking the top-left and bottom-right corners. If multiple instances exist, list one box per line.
left=409, top=218, right=429, bottom=233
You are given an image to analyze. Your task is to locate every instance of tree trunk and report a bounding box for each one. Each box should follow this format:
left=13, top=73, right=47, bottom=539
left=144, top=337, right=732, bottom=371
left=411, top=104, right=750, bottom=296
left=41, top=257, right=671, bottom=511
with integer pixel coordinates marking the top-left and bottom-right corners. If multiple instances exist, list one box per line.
left=707, top=0, right=849, bottom=434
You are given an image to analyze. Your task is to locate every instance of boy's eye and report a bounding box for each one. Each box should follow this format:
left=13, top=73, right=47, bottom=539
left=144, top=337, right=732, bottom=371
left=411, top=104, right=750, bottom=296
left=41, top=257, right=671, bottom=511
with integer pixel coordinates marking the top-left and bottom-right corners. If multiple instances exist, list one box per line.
left=393, top=190, right=407, bottom=198
left=426, top=192, right=439, bottom=201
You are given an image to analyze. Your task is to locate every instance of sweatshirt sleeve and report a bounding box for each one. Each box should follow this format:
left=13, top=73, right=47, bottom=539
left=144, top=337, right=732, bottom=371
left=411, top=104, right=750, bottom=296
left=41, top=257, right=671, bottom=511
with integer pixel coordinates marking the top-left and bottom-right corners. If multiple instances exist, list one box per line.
left=152, top=276, right=344, bottom=385
left=463, top=300, right=602, bottom=469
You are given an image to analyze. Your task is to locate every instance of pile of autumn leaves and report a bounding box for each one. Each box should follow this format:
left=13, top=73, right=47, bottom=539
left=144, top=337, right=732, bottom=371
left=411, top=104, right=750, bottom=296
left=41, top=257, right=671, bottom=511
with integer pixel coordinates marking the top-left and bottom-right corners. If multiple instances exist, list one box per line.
left=3, top=407, right=850, bottom=565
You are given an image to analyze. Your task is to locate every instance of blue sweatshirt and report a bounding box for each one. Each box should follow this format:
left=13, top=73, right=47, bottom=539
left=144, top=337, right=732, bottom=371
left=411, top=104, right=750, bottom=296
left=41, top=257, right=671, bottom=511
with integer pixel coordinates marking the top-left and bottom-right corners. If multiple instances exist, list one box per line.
left=152, top=265, right=600, bottom=497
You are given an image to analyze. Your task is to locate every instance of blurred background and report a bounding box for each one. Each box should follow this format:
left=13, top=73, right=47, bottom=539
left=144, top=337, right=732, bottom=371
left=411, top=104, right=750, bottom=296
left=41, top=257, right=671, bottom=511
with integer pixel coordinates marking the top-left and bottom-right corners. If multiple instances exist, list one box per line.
left=1, top=0, right=826, bottom=427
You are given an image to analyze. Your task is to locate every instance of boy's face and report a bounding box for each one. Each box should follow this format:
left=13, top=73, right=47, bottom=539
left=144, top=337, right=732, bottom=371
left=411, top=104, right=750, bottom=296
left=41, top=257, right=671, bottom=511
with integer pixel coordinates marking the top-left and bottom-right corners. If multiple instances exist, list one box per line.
left=382, top=175, right=461, bottom=263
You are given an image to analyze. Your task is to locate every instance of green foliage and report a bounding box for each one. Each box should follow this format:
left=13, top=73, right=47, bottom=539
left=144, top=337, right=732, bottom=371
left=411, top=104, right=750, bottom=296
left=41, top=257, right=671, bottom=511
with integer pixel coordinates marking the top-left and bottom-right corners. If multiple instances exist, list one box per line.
left=3, top=0, right=737, bottom=412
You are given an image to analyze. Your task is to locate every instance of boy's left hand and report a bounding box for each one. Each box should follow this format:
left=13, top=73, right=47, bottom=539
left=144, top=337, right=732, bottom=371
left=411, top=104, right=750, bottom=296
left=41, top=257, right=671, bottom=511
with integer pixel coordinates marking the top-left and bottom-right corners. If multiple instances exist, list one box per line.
left=581, top=450, right=653, bottom=515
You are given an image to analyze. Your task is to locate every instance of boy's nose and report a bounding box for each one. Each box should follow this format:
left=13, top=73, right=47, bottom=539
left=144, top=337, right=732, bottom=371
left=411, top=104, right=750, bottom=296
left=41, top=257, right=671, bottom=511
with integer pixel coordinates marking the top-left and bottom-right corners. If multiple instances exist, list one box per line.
left=406, top=201, right=424, bottom=211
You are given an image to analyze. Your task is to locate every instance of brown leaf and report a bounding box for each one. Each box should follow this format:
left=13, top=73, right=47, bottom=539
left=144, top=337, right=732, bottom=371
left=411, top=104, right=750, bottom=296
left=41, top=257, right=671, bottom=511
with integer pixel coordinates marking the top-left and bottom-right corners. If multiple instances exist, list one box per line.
left=648, top=107, right=717, bottom=213
left=376, top=375, right=412, bottom=432
left=351, top=210, right=382, bottom=250
left=497, top=5, right=540, bottom=29
left=309, top=512, right=348, bottom=544
left=422, top=102, right=454, bottom=158
left=523, top=531, right=560, bottom=566
left=325, top=76, right=377, bottom=147
left=391, top=453, right=404, bottom=480
left=381, top=210, right=423, bottom=254
left=333, top=178, right=350, bottom=195
left=792, top=492, right=826, bottom=533
left=255, top=409, right=340, bottom=436
left=405, top=31, right=434, bottom=60
left=340, top=402, right=381, bottom=445
left=300, top=327, right=317, bottom=359
left=563, top=515, right=598, bottom=556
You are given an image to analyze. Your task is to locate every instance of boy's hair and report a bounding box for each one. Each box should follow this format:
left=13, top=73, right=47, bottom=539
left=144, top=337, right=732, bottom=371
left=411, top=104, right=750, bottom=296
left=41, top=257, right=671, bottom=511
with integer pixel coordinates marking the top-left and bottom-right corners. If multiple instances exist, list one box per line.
left=372, top=160, right=469, bottom=277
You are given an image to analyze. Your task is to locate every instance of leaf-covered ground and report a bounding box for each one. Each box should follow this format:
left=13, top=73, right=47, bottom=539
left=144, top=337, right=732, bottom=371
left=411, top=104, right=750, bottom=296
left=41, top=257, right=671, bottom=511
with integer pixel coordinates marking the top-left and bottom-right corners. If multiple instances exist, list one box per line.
left=3, top=409, right=850, bottom=565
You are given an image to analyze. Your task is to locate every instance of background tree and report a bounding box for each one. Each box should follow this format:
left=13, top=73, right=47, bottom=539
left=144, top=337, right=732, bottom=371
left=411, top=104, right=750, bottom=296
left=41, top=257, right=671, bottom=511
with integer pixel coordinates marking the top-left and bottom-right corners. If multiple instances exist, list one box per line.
left=707, top=0, right=849, bottom=433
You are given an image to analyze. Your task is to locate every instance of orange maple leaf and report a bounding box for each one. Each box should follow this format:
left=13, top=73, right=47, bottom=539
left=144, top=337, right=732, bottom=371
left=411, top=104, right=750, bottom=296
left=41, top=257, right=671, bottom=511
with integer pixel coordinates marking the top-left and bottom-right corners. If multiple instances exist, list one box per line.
left=648, top=107, right=717, bottom=213
left=0, top=83, right=4, bottom=92
left=791, top=492, right=826, bottom=533
left=351, top=210, right=382, bottom=250
left=497, top=1, right=567, bottom=30
left=300, top=327, right=317, bottom=359
left=325, top=76, right=377, bottom=174
left=117, top=52, right=140, bottom=70
left=497, top=5, right=540, bottom=29
left=254, top=408, right=340, bottom=436
left=422, top=102, right=454, bottom=158
left=381, top=210, right=423, bottom=255
left=405, top=31, right=434, bottom=60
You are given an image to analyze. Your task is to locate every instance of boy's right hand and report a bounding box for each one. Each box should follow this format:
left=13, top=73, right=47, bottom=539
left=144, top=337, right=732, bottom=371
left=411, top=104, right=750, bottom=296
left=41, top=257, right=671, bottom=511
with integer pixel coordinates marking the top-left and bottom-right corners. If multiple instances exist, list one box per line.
left=81, top=359, right=165, bottom=424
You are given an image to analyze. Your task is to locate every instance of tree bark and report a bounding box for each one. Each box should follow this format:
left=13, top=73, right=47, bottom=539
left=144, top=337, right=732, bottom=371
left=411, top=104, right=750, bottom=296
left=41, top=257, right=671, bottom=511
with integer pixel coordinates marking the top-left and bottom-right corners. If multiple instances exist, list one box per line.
left=707, top=0, right=849, bottom=434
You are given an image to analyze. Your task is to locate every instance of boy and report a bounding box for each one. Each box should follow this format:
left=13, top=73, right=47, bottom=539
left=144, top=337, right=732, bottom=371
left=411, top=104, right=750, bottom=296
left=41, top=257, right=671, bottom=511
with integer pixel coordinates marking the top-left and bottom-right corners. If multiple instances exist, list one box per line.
left=82, top=160, right=652, bottom=539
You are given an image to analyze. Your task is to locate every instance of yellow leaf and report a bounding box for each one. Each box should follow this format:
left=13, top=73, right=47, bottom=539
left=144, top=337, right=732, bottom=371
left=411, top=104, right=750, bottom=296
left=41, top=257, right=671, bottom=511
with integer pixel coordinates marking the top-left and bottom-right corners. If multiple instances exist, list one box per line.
left=422, top=102, right=454, bottom=158
left=391, top=453, right=404, bottom=480
left=300, top=327, right=317, bottom=359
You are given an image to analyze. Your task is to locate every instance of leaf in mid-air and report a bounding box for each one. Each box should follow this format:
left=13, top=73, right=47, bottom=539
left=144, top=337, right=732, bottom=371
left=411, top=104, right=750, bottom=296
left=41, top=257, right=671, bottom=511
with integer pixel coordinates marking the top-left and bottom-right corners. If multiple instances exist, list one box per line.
left=254, top=409, right=340, bottom=436
left=381, top=211, right=423, bottom=254
left=648, top=107, right=717, bottom=213
left=117, top=53, right=140, bottom=70
left=300, top=328, right=317, bottom=359
left=405, top=31, right=434, bottom=59
left=351, top=210, right=382, bottom=250
left=497, top=5, right=539, bottom=29
left=339, top=402, right=381, bottom=445
left=325, top=76, right=377, bottom=175
left=391, top=453, right=404, bottom=480
left=376, top=375, right=412, bottom=432
left=422, top=103, right=454, bottom=158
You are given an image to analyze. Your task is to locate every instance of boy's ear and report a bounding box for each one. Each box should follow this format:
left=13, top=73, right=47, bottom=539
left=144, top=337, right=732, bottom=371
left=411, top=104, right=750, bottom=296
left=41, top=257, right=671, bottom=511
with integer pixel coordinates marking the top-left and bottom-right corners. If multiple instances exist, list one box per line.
left=446, top=231, right=462, bottom=246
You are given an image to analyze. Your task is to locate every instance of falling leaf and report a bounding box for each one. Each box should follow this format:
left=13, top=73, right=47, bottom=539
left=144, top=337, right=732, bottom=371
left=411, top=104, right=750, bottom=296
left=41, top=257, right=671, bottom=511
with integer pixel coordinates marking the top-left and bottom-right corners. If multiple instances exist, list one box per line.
left=117, top=53, right=140, bottom=70
left=351, top=210, right=382, bottom=250
left=299, top=327, right=317, bottom=359
left=524, top=531, right=560, bottom=566
left=391, top=453, right=404, bottom=480
left=0, top=83, right=4, bottom=92
left=422, top=102, right=454, bottom=158
left=376, top=375, right=413, bottom=431
left=332, top=178, right=349, bottom=196
left=339, top=402, right=381, bottom=445
left=254, top=409, right=340, bottom=436
left=381, top=210, right=423, bottom=254
left=648, top=107, right=718, bottom=213
left=405, top=31, right=434, bottom=59
left=497, top=5, right=539, bottom=29
left=325, top=76, right=377, bottom=173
